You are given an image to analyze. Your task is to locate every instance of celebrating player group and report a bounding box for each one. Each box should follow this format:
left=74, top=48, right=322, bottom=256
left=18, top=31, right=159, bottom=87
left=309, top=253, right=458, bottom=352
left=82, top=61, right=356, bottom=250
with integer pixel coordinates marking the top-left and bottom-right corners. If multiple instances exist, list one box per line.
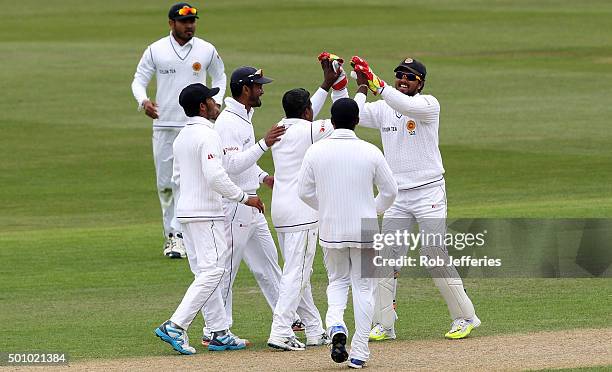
left=132, top=3, right=480, bottom=369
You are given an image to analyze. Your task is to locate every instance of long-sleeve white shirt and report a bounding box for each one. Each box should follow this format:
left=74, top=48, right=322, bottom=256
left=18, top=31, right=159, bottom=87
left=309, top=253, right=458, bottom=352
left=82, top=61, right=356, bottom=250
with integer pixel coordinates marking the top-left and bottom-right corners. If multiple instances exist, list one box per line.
left=131, top=33, right=226, bottom=128
left=214, top=97, right=270, bottom=193
left=172, top=116, right=248, bottom=222
left=271, top=117, right=334, bottom=232
left=270, top=87, right=340, bottom=232
left=298, top=129, right=398, bottom=248
left=355, top=86, right=444, bottom=189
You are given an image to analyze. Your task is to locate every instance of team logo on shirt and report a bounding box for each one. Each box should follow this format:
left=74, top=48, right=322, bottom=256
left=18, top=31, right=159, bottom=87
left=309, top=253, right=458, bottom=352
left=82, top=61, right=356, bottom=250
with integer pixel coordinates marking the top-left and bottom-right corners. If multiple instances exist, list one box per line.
left=319, top=122, right=326, bottom=133
left=406, top=120, right=416, bottom=135
left=192, top=62, right=202, bottom=72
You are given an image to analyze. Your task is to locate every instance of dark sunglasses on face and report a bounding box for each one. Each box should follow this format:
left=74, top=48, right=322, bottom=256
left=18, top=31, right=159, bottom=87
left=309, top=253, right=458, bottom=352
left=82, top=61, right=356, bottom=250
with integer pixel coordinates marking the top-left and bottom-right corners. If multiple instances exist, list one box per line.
left=395, top=71, right=422, bottom=81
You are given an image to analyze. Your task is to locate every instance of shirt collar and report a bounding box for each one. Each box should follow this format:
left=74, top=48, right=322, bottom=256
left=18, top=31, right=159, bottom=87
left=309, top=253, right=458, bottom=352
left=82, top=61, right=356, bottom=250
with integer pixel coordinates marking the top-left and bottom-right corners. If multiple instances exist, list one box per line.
left=223, top=97, right=254, bottom=123
left=280, top=117, right=310, bottom=127
left=330, top=128, right=358, bottom=139
left=186, top=116, right=214, bottom=128
left=169, top=32, right=194, bottom=49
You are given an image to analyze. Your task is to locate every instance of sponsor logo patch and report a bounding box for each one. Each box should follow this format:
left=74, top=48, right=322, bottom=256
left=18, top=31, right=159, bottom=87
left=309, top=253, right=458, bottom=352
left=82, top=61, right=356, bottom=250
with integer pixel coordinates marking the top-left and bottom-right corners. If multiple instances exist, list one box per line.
left=207, top=153, right=215, bottom=159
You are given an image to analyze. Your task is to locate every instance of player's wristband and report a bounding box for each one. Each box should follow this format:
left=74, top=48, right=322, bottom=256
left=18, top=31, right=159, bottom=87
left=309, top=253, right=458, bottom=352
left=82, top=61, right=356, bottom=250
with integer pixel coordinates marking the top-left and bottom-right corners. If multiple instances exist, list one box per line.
left=258, top=172, right=269, bottom=184
left=257, top=138, right=269, bottom=152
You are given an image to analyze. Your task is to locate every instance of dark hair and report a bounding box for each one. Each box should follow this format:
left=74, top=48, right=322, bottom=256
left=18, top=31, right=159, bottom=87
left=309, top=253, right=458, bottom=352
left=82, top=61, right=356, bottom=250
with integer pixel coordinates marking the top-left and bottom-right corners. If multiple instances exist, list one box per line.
left=330, top=98, right=359, bottom=130
left=282, top=88, right=311, bottom=118
left=182, top=98, right=206, bottom=117
left=230, top=82, right=245, bottom=98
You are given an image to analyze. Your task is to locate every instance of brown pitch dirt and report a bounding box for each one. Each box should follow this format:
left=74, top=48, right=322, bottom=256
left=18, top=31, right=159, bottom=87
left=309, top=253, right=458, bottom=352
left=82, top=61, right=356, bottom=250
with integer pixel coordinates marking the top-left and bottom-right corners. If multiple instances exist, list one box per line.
left=11, top=328, right=612, bottom=371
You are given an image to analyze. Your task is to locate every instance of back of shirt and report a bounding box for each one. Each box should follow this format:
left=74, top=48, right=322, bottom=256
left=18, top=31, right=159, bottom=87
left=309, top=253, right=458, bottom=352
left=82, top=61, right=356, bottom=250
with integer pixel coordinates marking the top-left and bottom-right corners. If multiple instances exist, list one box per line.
left=271, top=118, right=333, bottom=232
left=298, top=129, right=397, bottom=248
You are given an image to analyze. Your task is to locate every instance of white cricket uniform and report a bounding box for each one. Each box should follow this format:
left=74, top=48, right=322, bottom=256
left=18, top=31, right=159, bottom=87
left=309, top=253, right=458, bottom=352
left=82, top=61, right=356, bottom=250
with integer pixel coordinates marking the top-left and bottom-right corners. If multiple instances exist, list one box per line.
left=355, top=86, right=476, bottom=327
left=268, top=88, right=335, bottom=340
left=131, top=33, right=226, bottom=238
left=169, top=116, right=248, bottom=332
left=298, top=129, right=397, bottom=362
left=201, top=96, right=282, bottom=333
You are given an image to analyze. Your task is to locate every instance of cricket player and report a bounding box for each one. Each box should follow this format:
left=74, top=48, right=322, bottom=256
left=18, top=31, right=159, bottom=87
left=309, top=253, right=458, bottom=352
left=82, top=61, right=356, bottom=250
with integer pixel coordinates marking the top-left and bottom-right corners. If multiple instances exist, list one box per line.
left=349, top=56, right=480, bottom=340
left=267, top=55, right=348, bottom=351
left=154, top=83, right=260, bottom=354
left=201, top=66, right=288, bottom=346
left=298, top=98, right=398, bottom=368
left=131, top=2, right=226, bottom=258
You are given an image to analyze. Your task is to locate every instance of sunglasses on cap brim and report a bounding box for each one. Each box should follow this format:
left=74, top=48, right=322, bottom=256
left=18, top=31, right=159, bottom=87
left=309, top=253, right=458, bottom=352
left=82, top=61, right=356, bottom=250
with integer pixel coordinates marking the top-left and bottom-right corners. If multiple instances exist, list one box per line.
left=395, top=71, right=422, bottom=81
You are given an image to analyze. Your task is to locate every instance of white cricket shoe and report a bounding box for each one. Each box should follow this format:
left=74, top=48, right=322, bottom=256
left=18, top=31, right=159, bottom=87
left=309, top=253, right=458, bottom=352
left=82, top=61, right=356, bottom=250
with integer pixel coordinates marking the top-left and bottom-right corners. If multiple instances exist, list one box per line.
left=306, top=333, right=330, bottom=346
left=445, top=315, right=481, bottom=339
left=369, top=323, right=396, bottom=341
left=267, top=336, right=306, bottom=351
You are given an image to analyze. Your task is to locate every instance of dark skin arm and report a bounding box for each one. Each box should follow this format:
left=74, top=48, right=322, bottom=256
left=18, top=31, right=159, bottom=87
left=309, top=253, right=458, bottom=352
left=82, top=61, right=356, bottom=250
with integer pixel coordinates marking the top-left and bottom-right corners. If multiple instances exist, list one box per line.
left=355, top=71, right=369, bottom=95
left=245, top=195, right=265, bottom=213
left=320, top=59, right=342, bottom=91
left=143, top=99, right=159, bottom=119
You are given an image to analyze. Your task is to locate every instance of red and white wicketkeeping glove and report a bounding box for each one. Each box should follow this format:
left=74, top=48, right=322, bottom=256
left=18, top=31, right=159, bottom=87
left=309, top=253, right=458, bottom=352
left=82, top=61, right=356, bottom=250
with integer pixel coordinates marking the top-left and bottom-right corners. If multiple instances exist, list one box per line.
left=350, top=56, right=385, bottom=95
left=318, top=52, right=348, bottom=90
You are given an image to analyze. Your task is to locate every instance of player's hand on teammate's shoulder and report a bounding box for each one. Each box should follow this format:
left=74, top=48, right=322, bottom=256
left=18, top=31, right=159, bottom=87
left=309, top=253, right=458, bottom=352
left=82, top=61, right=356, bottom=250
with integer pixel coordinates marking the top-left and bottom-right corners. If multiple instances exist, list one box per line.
left=143, top=99, right=159, bottom=119
left=264, top=123, right=286, bottom=147
left=262, top=175, right=274, bottom=189
left=245, top=195, right=265, bottom=213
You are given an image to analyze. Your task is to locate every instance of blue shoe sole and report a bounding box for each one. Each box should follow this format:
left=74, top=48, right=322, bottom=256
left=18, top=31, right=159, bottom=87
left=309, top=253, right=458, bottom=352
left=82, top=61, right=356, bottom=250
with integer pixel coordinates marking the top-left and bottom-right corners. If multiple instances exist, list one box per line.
left=155, top=328, right=194, bottom=355
left=330, top=332, right=348, bottom=363
left=208, top=344, right=246, bottom=351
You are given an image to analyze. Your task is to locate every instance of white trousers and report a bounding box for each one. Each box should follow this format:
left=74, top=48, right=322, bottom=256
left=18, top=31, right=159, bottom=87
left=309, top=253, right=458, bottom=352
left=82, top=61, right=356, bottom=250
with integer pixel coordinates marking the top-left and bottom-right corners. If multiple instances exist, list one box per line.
left=323, top=247, right=376, bottom=362
left=152, top=128, right=181, bottom=237
left=374, top=183, right=475, bottom=326
left=203, top=201, right=282, bottom=333
left=270, top=229, right=324, bottom=339
left=170, top=220, right=228, bottom=332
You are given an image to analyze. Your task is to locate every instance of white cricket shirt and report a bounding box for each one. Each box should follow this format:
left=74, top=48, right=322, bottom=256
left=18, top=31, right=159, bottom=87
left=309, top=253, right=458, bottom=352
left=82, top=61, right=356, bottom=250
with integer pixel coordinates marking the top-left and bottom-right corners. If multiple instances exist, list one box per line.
left=172, top=116, right=248, bottom=222
left=132, top=33, right=226, bottom=129
left=298, top=129, right=398, bottom=248
left=214, top=97, right=270, bottom=193
left=355, top=86, right=444, bottom=189
left=271, top=117, right=334, bottom=233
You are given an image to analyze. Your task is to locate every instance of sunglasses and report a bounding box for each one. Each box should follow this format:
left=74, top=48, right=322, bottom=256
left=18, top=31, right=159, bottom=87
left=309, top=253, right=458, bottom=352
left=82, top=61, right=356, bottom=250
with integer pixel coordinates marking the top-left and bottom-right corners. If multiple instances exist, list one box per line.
left=395, top=71, right=422, bottom=81
left=177, top=6, right=197, bottom=16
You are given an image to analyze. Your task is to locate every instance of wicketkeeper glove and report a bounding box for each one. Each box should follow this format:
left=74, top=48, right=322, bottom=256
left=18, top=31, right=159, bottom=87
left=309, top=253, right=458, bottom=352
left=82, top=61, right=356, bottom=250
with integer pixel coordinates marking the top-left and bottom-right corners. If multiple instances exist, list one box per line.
left=318, top=52, right=348, bottom=90
left=350, top=56, right=385, bottom=95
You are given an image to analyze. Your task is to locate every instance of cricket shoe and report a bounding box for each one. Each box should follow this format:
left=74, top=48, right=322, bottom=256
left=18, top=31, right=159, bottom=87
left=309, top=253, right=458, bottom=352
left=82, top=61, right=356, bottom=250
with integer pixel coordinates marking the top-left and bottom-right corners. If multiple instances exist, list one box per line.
left=348, top=358, right=367, bottom=369
left=202, top=330, right=250, bottom=347
left=162, top=237, right=173, bottom=257
left=306, top=333, right=330, bottom=347
left=267, top=335, right=306, bottom=351
left=445, top=315, right=481, bottom=339
left=208, top=331, right=247, bottom=351
left=292, top=319, right=305, bottom=332
left=154, top=321, right=196, bottom=355
left=369, top=323, right=396, bottom=341
left=329, top=325, right=349, bottom=363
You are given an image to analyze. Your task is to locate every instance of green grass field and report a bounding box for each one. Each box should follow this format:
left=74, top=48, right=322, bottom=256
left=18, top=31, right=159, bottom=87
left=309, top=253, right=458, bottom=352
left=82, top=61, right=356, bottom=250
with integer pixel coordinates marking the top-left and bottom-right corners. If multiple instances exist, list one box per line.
left=1, top=0, right=611, bottom=363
